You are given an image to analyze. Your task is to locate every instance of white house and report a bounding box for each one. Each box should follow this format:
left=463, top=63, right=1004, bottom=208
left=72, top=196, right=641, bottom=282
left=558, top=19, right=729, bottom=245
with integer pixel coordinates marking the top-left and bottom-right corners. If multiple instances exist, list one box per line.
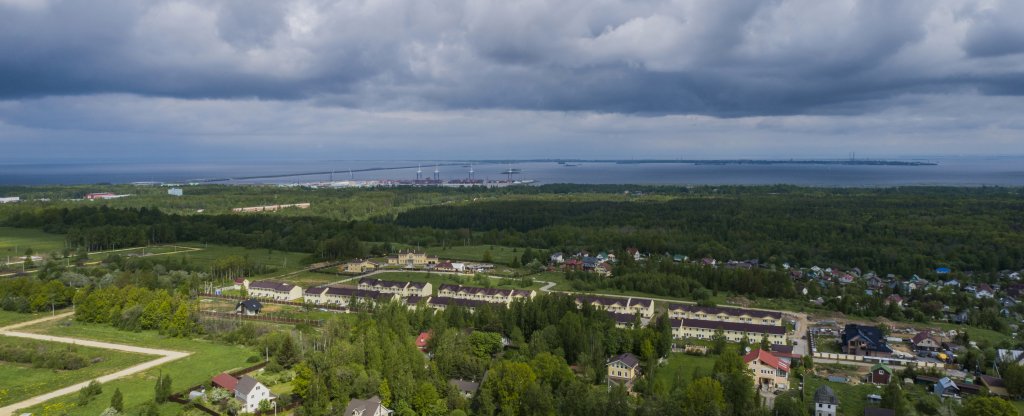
left=344, top=395, right=393, bottom=416
left=813, top=386, right=838, bottom=416
left=234, top=376, right=274, bottom=413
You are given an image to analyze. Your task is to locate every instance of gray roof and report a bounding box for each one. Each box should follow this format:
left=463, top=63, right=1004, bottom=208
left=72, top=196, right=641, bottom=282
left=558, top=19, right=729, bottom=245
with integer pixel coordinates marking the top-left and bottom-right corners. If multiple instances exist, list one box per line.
left=608, top=353, right=641, bottom=368
left=814, top=386, right=838, bottom=404
left=235, top=375, right=261, bottom=395
left=449, top=379, right=480, bottom=394
left=344, top=395, right=384, bottom=416
left=249, top=280, right=297, bottom=292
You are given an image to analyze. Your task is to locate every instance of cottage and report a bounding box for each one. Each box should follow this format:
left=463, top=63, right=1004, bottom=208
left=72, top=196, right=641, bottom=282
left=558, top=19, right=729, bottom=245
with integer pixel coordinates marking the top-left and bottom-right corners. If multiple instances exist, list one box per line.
left=449, top=379, right=480, bottom=398
left=743, top=349, right=789, bottom=389
left=813, top=386, right=838, bottom=416
left=211, top=373, right=239, bottom=391
left=235, top=299, right=262, bottom=316
left=549, top=252, right=564, bottom=264
left=416, top=331, right=432, bottom=352
left=342, top=259, right=380, bottom=274
left=976, top=283, right=995, bottom=299
left=884, top=295, right=903, bottom=307
left=343, top=395, right=393, bottom=416
left=996, top=349, right=1024, bottom=366
left=911, top=331, right=941, bottom=352
left=841, top=324, right=892, bottom=357
left=607, top=353, right=641, bottom=388
left=234, top=376, right=275, bottom=413
left=978, top=375, right=1009, bottom=397
left=867, top=363, right=893, bottom=385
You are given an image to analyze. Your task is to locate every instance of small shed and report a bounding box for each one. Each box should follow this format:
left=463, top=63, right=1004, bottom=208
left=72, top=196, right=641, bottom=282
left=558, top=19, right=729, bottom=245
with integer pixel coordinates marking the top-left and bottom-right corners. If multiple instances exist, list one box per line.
left=235, top=299, right=262, bottom=315
left=868, top=363, right=893, bottom=385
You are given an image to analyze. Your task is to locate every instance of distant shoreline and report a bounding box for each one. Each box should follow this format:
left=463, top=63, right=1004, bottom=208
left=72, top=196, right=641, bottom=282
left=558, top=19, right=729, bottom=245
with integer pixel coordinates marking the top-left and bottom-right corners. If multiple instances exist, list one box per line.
left=613, top=159, right=937, bottom=166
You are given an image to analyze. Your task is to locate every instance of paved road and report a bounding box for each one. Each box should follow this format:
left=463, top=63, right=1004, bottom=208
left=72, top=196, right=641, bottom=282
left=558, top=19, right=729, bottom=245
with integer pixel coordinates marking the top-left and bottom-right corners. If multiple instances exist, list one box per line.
left=0, top=313, right=191, bottom=416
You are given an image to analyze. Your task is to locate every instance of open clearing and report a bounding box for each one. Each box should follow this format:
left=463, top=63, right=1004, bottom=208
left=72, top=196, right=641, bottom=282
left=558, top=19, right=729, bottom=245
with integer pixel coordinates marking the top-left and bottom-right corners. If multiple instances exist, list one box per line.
left=0, top=227, right=67, bottom=259
left=0, top=335, right=153, bottom=407
left=13, top=318, right=254, bottom=416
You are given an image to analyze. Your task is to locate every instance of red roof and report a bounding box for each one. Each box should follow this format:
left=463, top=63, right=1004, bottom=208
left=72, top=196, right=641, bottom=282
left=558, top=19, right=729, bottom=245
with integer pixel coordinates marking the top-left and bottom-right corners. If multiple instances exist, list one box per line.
left=212, top=373, right=239, bottom=391
left=416, top=331, right=432, bottom=349
left=743, top=349, right=789, bottom=372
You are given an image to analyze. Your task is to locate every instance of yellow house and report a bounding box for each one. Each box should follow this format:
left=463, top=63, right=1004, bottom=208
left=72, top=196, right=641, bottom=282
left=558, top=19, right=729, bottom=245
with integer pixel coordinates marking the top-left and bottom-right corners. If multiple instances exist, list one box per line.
left=672, top=318, right=788, bottom=345
left=246, top=280, right=303, bottom=301
left=607, top=353, right=641, bottom=388
left=575, top=296, right=655, bottom=318
left=666, top=303, right=783, bottom=326
left=358, top=278, right=432, bottom=297
left=385, top=250, right=438, bottom=266
left=744, top=349, right=789, bottom=389
left=341, top=259, right=380, bottom=274
left=386, top=251, right=439, bottom=268
left=437, top=284, right=536, bottom=306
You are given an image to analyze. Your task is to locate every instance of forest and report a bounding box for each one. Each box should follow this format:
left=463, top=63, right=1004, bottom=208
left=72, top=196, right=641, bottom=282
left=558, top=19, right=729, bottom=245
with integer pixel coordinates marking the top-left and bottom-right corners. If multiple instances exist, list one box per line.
left=5, top=185, right=1024, bottom=276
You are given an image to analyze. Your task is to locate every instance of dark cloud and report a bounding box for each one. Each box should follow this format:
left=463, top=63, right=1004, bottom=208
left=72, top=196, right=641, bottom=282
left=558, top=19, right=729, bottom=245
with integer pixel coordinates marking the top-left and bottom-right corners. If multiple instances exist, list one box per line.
left=0, top=0, right=1022, bottom=119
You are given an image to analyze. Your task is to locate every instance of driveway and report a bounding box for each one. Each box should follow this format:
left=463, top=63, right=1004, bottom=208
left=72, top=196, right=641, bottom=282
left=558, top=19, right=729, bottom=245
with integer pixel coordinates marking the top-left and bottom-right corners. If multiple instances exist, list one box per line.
left=0, top=313, right=191, bottom=416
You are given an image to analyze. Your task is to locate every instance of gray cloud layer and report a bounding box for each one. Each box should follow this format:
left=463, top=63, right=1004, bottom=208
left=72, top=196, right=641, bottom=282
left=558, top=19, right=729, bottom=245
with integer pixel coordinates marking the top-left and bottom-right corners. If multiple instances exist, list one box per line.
left=1, top=0, right=1023, bottom=162
left=2, top=0, right=1023, bottom=116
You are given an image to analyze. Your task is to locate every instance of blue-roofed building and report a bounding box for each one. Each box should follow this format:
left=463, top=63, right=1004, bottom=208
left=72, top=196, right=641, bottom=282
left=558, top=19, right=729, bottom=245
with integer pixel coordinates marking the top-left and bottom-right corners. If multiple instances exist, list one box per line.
left=933, top=377, right=960, bottom=396
left=936, top=267, right=951, bottom=274
left=841, top=324, right=893, bottom=357
left=582, top=256, right=600, bottom=270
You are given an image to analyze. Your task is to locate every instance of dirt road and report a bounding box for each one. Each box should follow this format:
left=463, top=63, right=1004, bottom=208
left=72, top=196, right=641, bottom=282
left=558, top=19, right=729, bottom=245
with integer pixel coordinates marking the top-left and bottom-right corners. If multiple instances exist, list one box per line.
left=0, top=313, right=191, bottom=416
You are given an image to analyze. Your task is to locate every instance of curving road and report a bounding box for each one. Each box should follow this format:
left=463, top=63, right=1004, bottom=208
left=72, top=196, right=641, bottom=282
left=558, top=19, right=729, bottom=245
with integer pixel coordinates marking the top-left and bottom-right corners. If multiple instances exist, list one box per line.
left=0, top=313, right=191, bottom=416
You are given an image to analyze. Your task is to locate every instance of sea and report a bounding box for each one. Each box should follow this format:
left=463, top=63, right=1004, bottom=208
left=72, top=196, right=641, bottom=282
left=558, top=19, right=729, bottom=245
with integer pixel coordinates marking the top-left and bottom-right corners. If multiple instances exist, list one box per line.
left=1, top=157, right=1023, bottom=187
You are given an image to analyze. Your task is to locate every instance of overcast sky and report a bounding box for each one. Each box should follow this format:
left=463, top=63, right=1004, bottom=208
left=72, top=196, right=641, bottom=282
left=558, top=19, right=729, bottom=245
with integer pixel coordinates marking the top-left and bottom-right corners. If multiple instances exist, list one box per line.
left=1, top=0, right=1023, bottom=162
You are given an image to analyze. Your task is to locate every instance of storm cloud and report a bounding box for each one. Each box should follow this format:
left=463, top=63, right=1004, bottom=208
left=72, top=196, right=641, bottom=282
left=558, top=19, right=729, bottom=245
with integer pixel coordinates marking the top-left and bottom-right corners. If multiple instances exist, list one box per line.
left=0, top=0, right=1023, bottom=161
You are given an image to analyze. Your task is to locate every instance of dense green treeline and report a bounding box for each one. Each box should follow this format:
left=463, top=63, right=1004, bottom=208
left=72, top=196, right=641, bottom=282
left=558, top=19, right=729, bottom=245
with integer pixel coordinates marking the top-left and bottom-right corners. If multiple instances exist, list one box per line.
left=395, top=193, right=1024, bottom=274
left=5, top=186, right=1024, bottom=274
left=566, top=258, right=798, bottom=300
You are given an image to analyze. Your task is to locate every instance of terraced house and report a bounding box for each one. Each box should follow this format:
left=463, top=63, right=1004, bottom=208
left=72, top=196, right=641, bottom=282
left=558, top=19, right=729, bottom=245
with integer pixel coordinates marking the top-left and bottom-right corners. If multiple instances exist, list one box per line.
left=437, top=284, right=535, bottom=305
left=672, top=318, right=788, bottom=345
left=358, top=278, right=432, bottom=297
left=575, top=295, right=656, bottom=318
left=304, top=286, right=399, bottom=306
left=666, top=303, right=783, bottom=326
left=246, top=280, right=303, bottom=301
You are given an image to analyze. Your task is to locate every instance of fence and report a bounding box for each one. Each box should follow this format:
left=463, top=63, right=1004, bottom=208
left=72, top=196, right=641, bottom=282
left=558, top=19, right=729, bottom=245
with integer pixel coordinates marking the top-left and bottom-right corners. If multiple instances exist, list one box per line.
left=813, top=352, right=944, bottom=369
left=200, top=293, right=349, bottom=312
left=166, top=361, right=273, bottom=415
left=199, top=310, right=324, bottom=327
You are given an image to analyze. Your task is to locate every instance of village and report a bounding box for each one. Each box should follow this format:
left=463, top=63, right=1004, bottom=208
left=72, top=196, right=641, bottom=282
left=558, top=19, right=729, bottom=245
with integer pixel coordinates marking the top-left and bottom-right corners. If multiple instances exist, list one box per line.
left=191, top=247, right=1024, bottom=416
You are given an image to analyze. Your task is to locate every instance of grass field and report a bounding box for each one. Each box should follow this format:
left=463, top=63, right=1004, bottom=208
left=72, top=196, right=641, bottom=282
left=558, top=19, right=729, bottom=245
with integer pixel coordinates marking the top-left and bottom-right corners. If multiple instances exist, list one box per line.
left=801, top=377, right=886, bottom=416
left=425, top=245, right=534, bottom=265
left=16, top=319, right=256, bottom=415
left=929, top=321, right=1013, bottom=346
left=0, top=335, right=154, bottom=407
left=0, top=309, right=71, bottom=328
left=653, top=353, right=717, bottom=388
left=0, top=227, right=67, bottom=259
left=279, top=270, right=347, bottom=287
left=162, top=243, right=312, bottom=278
